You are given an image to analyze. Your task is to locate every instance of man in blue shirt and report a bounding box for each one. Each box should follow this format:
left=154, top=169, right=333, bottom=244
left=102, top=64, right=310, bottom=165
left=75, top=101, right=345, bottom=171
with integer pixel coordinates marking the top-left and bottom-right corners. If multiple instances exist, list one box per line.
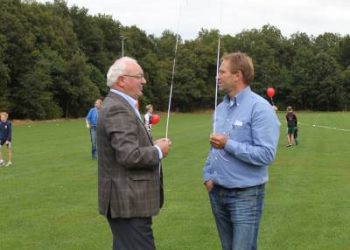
left=86, top=99, right=102, bottom=159
left=203, top=52, right=280, bottom=250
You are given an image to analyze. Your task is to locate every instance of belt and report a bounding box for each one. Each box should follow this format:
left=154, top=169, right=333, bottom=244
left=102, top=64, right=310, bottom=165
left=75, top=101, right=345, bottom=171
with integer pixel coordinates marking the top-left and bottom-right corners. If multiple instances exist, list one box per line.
left=215, top=183, right=264, bottom=192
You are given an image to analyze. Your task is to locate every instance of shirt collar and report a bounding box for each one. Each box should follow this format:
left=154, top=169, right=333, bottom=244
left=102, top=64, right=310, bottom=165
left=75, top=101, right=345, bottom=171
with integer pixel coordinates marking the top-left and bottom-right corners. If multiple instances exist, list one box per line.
left=224, top=86, right=251, bottom=107
left=110, top=89, right=138, bottom=109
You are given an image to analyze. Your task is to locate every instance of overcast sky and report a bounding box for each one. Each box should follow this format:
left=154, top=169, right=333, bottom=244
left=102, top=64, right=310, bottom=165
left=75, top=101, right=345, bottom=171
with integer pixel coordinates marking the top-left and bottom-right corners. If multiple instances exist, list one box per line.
left=38, top=0, right=350, bottom=40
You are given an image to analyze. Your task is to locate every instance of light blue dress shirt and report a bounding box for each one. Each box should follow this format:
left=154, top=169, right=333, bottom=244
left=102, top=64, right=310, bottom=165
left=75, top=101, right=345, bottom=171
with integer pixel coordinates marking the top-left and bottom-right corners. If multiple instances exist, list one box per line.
left=203, top=86, right=280, bottom=188
left=110, top=89, right=163, bottom=159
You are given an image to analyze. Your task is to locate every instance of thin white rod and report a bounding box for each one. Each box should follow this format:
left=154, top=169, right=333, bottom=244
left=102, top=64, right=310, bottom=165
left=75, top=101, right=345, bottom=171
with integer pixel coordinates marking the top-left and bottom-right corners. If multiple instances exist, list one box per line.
left=165, top=3, right=182, bottom=139
left=213, top=0, right=222, bottom=134
left=165, top=39, right=179, bottom=139
left=213, top=36, right=221, bottom=134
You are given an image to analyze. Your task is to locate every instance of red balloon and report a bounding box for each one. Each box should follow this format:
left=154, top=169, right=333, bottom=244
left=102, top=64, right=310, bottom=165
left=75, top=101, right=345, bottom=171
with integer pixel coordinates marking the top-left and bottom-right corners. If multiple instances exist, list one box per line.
left=151, top=114, right=160, bottom=125
left=267, top=87, right=275, bottom=98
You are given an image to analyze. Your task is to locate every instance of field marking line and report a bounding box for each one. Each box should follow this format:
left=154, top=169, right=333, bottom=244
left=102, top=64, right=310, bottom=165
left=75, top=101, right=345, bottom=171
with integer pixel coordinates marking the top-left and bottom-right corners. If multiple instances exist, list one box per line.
left=299, top=122, right=350, bottom=132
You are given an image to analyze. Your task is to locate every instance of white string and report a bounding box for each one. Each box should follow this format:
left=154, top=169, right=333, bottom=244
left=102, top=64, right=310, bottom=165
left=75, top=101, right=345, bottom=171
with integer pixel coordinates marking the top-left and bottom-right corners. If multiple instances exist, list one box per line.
left=165, top=2, right=183, bottom=139
left=213, top=0, right=222, bottom=134
left=213, top=37, right=221, bottom=134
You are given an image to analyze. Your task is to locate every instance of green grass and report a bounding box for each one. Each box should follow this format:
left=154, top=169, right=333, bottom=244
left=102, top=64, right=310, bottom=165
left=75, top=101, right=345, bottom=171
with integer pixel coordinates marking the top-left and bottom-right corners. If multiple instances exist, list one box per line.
left=0, top=112, right=349, bottom=250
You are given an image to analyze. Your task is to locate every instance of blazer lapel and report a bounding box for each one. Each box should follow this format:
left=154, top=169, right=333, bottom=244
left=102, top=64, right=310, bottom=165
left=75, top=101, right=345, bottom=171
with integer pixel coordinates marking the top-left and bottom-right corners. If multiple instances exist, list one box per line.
left=108, top=92, right=154, bottom=144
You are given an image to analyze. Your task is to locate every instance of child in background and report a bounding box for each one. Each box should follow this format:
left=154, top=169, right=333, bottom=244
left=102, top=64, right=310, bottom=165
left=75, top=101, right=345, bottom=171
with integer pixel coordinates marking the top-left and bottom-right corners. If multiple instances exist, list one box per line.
left=144, top=104, right=153, bottom=135
left=0, top=112, right=12, bottom=167
left=286, top=106, right=298, bottom=147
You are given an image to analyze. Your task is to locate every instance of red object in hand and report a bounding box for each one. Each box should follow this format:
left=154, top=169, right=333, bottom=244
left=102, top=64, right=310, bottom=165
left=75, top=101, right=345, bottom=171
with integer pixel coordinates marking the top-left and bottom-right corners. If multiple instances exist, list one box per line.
left=267, top=87, right=275, bottom=98
left=151, top=114, right=160, bottom=125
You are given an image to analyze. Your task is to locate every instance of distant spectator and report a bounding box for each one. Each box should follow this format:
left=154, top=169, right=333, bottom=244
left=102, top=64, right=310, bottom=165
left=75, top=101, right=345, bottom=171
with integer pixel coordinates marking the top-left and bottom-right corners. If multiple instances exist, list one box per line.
left=286, top=106, right=298, bottom=147
left=86, top=99, right=102, bottom=159
left=0, top=112, right=12, bottom=167
left=144, top=104, right=153, bottom=135
left=294, top=121, right=299, bottom=145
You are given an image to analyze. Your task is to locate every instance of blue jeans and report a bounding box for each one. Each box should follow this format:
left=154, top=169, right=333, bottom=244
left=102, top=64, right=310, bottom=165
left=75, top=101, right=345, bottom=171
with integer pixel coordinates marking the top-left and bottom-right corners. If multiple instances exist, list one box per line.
left=90, top=127, right=97, bottom=159
left=209, top=184, right=265, bottom=250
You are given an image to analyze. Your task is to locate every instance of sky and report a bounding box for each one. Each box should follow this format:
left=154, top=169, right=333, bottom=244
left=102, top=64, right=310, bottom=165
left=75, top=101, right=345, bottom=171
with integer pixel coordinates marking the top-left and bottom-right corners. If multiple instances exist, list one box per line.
left=38, top=0, right=350, bottom=40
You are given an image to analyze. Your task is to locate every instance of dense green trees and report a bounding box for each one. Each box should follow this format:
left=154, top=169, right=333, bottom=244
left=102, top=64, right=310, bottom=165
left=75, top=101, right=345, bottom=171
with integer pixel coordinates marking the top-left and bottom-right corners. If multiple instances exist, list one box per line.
left=0, top=0, right=349, bottom=119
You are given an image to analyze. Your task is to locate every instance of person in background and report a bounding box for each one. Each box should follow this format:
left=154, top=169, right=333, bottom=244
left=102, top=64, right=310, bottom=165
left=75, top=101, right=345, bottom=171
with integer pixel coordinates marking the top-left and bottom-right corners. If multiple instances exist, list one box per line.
left=286, top=106, right=298, bottom=147
left=203, top=52, right=280, bottom=250
left=0, top=112, right=13, bottom=167
left=294, top=120, right=299, bottom=145
left=97, top=56, right=172, bottom=250
left=144, top=104, right=153, bottom=135
left=86, top=99, right=102, bottom=159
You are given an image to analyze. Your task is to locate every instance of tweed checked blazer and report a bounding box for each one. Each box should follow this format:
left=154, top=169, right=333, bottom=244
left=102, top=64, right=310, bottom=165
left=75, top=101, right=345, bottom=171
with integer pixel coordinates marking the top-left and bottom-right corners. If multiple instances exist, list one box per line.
left=97, top=92, right=163, bottom=218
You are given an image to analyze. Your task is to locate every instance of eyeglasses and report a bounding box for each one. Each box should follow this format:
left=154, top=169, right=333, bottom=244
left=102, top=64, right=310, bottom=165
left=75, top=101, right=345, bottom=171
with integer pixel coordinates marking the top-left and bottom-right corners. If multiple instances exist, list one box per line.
left=122, top=74, right=145, bottom=80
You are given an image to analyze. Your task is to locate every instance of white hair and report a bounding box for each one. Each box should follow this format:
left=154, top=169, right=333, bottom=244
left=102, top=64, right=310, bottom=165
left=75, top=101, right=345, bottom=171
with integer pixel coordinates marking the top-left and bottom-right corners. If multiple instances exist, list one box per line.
left=106, top=56, right=138, bottom=87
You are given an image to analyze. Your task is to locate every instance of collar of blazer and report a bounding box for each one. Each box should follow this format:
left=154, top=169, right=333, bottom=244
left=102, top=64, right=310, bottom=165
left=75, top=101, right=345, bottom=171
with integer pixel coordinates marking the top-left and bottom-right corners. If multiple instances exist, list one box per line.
left=107, top=92, right=154, bottom=144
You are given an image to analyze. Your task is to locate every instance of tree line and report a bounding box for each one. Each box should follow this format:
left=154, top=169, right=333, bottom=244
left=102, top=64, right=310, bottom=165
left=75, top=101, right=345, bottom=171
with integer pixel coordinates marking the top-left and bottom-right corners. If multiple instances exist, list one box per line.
left=1, top=0, right=350, bottom=119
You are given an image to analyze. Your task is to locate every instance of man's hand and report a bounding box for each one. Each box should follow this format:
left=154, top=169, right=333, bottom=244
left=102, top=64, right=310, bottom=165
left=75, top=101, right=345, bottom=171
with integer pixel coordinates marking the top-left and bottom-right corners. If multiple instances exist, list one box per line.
left=210, top=134, right=227, bottom=149
left=204, top=180, right=214, bottom=192
left=154, top=138, right=172, bottom=157
left=86, top=123, right=90, bottom=129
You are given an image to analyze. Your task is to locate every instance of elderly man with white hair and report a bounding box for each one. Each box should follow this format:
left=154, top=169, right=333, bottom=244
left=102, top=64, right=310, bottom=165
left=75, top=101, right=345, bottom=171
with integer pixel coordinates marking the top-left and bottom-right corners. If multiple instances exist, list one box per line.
left=97, top=57, right=172, bottom=250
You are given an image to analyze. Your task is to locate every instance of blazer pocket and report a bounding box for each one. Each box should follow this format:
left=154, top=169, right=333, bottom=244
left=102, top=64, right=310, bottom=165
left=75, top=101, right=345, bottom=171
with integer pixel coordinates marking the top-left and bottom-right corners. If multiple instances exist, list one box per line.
left=128, top=170, right=156, bottom=181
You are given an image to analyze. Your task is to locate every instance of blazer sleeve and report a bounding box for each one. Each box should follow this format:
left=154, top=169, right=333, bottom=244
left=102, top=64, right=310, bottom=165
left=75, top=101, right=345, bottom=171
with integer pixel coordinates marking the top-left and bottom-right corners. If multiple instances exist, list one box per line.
left=104, top=103, right=159, bottom=169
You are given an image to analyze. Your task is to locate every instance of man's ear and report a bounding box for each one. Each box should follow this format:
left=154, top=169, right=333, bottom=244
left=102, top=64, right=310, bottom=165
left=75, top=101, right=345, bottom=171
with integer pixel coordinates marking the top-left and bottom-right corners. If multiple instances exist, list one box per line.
left=116, top=76, right=125, bottom=88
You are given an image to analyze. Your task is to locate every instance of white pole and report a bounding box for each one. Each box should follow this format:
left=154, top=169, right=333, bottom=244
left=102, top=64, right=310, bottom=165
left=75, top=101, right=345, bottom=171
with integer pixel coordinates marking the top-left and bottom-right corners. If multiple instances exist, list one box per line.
left=213, top=0, right=222, bottom=134
left=213, top=36, right=221, bottom=134
left=165, top=2, right=183, bottom=139
left=165, top=35, right=179, bottom=139
left=121, top=36, right=126, bottom=57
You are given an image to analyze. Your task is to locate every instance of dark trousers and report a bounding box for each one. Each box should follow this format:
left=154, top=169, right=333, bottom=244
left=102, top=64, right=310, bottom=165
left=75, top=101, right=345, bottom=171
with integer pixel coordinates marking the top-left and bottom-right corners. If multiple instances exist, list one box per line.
left=107, top=216, right=156, bottom=250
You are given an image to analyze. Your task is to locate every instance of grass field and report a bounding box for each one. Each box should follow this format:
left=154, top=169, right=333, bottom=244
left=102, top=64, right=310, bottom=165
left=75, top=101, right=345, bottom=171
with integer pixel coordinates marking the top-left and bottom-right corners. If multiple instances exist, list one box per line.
left=0, top=112, right=349, bottom=250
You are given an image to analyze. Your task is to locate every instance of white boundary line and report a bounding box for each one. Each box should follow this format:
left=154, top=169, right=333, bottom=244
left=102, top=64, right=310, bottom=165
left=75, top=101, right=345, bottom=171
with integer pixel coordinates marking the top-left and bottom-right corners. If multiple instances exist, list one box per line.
left=299, top=122, right=350, bottom=132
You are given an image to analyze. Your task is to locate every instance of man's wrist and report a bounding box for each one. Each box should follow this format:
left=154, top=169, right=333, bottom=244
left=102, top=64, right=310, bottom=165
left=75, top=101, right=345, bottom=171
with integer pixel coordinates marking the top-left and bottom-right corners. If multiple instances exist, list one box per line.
left=154, top=145, right=163, bottom=160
